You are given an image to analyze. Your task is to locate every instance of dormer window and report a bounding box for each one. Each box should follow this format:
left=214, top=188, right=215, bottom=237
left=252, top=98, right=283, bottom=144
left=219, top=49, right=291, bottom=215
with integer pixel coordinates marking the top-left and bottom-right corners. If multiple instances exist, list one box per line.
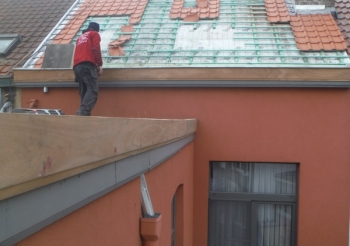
left=0, top=34, right=21, bottom=56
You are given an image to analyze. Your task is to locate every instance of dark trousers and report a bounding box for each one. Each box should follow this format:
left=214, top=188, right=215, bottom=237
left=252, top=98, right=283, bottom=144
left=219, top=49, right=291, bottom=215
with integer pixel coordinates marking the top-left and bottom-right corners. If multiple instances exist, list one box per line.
left=73, top=62, right=98, bottom=116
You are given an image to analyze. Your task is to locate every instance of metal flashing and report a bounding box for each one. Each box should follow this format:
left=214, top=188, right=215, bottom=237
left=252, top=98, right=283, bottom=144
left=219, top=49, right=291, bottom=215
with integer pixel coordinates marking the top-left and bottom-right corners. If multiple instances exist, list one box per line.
left=14, top=80, right=350, bottom=88
left=0, top=134, right=195, bottom=246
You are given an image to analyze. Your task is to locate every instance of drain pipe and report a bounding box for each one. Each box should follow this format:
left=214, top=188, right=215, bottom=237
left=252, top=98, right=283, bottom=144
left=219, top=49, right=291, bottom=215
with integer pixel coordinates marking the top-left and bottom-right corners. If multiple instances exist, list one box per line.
left=140, top=175, right=162, bottom=246
left=140, top=213, right=162, bottom=246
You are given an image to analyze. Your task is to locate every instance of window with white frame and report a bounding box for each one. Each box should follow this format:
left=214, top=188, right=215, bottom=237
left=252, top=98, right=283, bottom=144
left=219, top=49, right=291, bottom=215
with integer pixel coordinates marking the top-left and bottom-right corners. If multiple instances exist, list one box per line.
left=208, top=162, right=298, bottom=246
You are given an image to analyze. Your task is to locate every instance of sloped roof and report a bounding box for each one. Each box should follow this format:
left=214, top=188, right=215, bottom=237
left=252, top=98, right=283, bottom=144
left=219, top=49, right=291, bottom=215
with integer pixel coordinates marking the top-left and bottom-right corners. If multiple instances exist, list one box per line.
left=290, top=14, right=347, bottom=51
left=335, top=0, right=350, bottom=53
left=264, top=0, right=348, bottom=51
left=0, top=0, right=76, bottom=76
left=265, top=0, right=291, bottom=23
left=22, top=0, right=350, bottom=68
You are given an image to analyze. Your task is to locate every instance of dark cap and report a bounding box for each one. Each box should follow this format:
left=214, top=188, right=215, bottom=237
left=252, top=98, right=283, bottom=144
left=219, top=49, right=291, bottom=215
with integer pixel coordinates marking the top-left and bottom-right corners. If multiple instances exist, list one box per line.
left=83, top=22, right=100, bottom=33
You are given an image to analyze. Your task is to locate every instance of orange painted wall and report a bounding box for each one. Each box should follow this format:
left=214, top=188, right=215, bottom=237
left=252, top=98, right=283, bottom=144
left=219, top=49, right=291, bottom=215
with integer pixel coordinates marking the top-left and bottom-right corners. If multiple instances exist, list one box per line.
left=20, top=87, right=350, bottom=246
left=16, top=177, right=142, bottom=246
left=16, top=137, right=194, bottom=246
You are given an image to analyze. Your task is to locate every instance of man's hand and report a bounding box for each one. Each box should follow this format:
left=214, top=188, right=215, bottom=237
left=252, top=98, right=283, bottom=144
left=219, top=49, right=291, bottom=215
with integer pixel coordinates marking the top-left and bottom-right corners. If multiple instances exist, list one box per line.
left=97, top=66, right=103, bottom=76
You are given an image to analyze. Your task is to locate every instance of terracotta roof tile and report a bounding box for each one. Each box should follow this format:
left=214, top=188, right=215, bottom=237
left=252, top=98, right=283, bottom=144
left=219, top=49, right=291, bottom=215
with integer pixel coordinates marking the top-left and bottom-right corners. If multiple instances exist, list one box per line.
left=129, top=16, right=142, bottom=24
left=109, top=46, right=125, bottom=56
left=170, top=13, right=180, bottom=18
left=305, top=25, right=316, bottom=32
left=184, top=13, right=200, bottom=22
left=0, top=65, right=12, bottom=74
left=209, top=12, right=218, bottom=18
left=181, top=8, right=190, bottom=14
left=47, top=0, right=152, bottom=47
left=291, top=14, right=347, bottom=51
left=34, top=56, right=44, bottom=68
left=264, top=0, right=290, bottom=23
left=191, top=8, right=199, bottom=14
left=197, top=0, right=208, bottom=8
left=108, top=35, right=131, bottom=56
left=169, top=0, right=220, bottom=21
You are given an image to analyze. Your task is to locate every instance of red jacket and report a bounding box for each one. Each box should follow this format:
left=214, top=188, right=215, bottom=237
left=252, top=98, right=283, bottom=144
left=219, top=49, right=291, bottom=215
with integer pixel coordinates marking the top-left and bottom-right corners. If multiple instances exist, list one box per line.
left=74, top=30, right=103, bottom=67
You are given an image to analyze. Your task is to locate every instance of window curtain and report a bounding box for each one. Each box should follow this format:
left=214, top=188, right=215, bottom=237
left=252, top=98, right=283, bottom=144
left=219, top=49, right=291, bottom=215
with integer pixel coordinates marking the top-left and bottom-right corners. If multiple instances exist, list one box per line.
left=209, top=162, right=297, bottom=246
left=209, top=200, right=251, bottom=246
left=257, top=204, right=293, bottom=246
left=210, top=162, right=297, bottom=194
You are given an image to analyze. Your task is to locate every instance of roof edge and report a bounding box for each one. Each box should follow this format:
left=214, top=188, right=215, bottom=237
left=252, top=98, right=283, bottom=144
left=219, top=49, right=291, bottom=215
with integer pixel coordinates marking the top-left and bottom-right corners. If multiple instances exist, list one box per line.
left=13, top=80, right=350, bottom=88
left=0, top=114, right=197, bottom=200
left=0, top=134, right=195, bottom=246
left=13, top=67, right=350, bottom=83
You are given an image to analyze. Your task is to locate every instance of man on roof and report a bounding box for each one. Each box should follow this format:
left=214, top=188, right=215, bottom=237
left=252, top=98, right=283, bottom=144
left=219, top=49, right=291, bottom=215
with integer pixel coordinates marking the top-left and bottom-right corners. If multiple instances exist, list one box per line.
left=73, top=22, right=103, bottom=116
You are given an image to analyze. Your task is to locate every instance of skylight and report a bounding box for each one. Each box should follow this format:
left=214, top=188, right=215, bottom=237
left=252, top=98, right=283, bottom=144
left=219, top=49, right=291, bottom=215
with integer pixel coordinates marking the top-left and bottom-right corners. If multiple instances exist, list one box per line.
left=0, top=34, right=21, bottom=56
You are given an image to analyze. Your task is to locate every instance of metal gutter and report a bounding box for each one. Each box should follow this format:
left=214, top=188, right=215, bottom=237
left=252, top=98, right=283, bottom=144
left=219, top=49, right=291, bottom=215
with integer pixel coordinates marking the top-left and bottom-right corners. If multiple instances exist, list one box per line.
left=14, top=80, right=350, bottom=88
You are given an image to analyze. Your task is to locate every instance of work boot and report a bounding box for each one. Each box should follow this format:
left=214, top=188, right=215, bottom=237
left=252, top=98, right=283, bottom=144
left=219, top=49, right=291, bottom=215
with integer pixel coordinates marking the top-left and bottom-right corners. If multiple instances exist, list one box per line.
left=76, top=110, right=90, bottom=116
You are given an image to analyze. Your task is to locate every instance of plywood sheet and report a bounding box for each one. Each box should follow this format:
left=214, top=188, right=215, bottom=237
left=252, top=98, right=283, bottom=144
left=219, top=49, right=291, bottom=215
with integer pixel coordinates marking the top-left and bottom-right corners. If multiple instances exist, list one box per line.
left=0, top=114, right=197, bottom=200
left=13, top=67, right=350, bottom=82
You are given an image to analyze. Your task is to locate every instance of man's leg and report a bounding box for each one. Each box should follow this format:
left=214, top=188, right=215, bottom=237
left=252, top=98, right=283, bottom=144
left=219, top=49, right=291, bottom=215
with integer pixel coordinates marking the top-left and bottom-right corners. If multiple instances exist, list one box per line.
left=76, top=80, right=88, bottom=116
left=78, top=65, right=98, bottom=116
left=74, top=64, right=88, bottom=116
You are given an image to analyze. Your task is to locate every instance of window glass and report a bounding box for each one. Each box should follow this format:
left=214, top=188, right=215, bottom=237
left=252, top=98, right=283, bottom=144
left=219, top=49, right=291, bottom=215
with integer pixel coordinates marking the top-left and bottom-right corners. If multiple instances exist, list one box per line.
left=0, top=39, right=15, bottom=53
left=209, top=200, right=251, bottom=246
left=49, top=110, right=59, bottom=115
left=0, top=35, right=21, bottom=55
left=210, top=162, right=297, bottom=194
left=36, top=110, right=47, bottom=114
left=257, top=203, right=293, bottom=246
left=209, top=162, right=297, bottom=246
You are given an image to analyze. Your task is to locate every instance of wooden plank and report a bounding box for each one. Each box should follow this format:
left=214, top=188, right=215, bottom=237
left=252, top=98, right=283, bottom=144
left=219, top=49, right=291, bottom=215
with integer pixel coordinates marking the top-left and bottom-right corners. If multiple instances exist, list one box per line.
left=0, top=114, right=197, bottom=200
left=14, top=67, right=350, bottom=83
left=14, top=69, right=74, bottom=82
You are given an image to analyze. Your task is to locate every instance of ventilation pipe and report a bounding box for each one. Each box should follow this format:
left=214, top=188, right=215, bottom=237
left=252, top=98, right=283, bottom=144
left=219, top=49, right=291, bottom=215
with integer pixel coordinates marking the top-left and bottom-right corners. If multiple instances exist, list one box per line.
left=140, top=175, right=162, bottom=246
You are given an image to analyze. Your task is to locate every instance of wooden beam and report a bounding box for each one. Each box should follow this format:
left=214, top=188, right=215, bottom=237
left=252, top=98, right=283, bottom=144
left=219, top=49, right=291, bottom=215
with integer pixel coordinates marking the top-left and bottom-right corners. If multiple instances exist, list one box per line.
left=0, top=114, right=197, bottom=200
left=14, top=67, right=350, bottom=83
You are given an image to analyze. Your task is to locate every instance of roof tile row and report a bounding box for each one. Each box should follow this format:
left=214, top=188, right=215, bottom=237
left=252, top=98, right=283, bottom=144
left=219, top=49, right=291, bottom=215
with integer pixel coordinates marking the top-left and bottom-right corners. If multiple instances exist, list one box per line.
left=169, top=0, right=219, bottom=21
left=0, top=0, right=76, bottom=75
left=50, top=0, right=149, bottom=48
left=265, top=0, right=290, bottom=23
left=335, top=0, right=350, bottom=53
left=265, top=0, right=348, bottom=52
left=290, top=14, right=347, bottom=51
left=2, top=0, right=350, bottom=73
